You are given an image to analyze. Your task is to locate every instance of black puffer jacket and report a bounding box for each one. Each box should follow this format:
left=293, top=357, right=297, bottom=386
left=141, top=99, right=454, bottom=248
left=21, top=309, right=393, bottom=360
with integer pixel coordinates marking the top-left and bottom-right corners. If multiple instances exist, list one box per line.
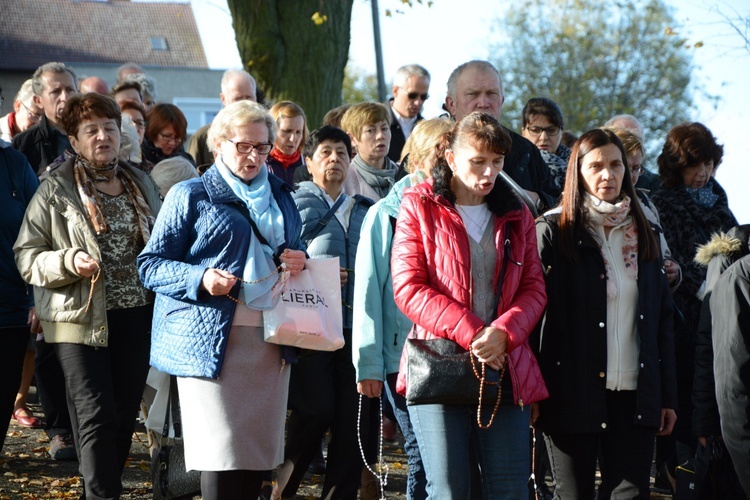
left=11, top=114, right=61, bottom=174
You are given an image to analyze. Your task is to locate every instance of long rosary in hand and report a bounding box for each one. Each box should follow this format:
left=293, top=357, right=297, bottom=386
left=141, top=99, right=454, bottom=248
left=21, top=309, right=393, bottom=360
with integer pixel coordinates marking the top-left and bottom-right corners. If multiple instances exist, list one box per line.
left=84, top=263, right=102, bottom=313
left=224, top=262, right=289, bottom=304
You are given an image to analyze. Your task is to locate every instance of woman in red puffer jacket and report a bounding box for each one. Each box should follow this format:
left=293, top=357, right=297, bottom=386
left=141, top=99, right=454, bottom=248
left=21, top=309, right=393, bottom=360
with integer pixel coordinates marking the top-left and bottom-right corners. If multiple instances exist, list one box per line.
left=391, top=112, right=548, bottom=499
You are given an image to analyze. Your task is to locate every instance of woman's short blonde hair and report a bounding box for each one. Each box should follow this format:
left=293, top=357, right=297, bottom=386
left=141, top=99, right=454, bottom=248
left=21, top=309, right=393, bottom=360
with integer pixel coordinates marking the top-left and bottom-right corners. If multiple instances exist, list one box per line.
left=340, top=102, right=391, bottom=140
left=269, top=101, right=308, bottom=153
left=207, top=100, right=277, bottom=153
left=400, top=117, right=452, bottom=173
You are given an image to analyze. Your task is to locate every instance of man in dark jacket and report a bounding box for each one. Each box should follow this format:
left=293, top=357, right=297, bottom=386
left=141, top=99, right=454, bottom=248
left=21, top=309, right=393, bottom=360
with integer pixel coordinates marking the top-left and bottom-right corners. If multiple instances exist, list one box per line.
left=10, top=62, right=78, bottom=461
left=444, top=60, right=560, bottom=211
left=387, top=64, right=430, bottom=163
left=706, top=252, right=750, bottom=495
left=12, top=62, right=78, bottom=175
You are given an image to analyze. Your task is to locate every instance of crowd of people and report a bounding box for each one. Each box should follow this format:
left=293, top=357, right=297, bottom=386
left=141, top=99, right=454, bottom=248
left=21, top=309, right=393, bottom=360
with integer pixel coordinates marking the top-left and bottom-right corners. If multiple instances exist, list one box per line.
left=1, top=57, right=748, bottom=500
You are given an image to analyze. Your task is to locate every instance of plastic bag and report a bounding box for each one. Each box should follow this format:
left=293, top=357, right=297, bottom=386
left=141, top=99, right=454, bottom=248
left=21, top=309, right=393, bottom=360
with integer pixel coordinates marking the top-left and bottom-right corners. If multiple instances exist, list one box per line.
left=263, top=257, right=344, bottom=351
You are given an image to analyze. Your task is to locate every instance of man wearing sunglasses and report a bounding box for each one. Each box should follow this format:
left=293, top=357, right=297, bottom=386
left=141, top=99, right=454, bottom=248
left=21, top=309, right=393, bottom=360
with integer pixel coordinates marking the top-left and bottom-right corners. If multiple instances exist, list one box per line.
left=387, top=64, right=430, bottom=163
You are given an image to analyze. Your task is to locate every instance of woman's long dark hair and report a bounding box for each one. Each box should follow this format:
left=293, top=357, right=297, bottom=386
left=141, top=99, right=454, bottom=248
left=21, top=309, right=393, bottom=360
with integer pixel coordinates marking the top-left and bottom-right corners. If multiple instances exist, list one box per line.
left=431, top=112, right=512, bottom=205
left=558, top=128, right=659, bottom=262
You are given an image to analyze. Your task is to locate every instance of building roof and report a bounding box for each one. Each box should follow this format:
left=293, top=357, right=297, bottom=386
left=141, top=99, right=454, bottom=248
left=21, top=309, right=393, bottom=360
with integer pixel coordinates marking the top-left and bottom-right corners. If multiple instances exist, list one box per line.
left=0, top=0, right=208, bottom=71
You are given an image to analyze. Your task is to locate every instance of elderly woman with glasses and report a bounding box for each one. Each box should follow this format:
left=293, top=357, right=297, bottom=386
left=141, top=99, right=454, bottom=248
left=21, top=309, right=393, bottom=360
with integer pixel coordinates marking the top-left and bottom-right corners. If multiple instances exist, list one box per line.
left=521, top=97, right=569, bottom=191
left=141, top=103, right=195, bottom=166
left=0, top=80, right=43, bottom=142
left=138, top=100, right=306, bottom=500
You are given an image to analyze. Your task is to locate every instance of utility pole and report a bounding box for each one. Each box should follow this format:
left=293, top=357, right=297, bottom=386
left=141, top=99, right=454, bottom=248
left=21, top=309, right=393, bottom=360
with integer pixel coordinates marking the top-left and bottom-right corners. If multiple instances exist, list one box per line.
left=370, top=0, right=387, bottom=102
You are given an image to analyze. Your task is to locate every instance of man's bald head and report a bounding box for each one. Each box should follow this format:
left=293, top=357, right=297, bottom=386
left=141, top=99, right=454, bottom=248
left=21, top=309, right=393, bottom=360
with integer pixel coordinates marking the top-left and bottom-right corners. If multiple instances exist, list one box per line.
left=80, top=76, right=109, bottom=95
left=220, top=69, right=257, bottom=106
left=604, top=114, right=644, bottom=139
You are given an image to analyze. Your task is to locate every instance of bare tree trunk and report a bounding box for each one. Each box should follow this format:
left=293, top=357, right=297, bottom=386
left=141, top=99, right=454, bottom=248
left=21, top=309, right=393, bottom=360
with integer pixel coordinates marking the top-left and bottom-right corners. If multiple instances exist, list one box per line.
left=227, top=0, right=354, bottom=127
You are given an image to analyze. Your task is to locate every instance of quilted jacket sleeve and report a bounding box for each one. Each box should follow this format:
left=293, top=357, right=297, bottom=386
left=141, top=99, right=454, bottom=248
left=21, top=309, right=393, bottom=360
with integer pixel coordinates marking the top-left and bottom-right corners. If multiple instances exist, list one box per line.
left=137, top=183, right=209, bottom=302
left=391, top=192, right=485, bottom=350
left=491, top=209, right=547, bottom=353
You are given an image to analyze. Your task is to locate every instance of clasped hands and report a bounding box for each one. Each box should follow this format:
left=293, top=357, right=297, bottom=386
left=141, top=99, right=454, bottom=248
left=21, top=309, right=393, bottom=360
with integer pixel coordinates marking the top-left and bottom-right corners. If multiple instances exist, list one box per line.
left=471, top=326, right=509, bottom=371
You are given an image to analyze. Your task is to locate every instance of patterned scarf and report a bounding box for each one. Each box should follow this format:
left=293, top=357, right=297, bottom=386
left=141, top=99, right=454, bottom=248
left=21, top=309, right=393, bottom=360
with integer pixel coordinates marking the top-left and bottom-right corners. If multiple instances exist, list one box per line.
left=269, top=148, right=301, bottom=169
left=73, top=155, right=155, bottom=243
left=685, top=180, right=720, bottom=209
left=539, top=144, right=571, bottom=191
left=584, top=193, right=638, bottom=299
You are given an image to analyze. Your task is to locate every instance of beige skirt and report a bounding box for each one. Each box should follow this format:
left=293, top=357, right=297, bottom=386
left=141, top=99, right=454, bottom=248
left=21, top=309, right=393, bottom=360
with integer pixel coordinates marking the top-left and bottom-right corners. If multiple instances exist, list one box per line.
left=177, top=319, right=290, bottom=471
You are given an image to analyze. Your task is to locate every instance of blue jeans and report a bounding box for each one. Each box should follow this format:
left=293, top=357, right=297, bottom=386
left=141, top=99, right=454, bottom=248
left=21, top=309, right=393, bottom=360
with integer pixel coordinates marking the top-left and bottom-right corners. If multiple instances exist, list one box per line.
left=409, top=402, right=529, bottom=499
left=385, top=373, right=427, bottom=500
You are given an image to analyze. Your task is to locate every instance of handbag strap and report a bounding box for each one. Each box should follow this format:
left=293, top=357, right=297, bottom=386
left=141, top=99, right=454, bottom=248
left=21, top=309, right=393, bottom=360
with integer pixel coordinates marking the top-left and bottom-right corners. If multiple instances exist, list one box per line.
left=233, top=202, right=272, bottom=249
left=300, top=195, right=345, bottom=244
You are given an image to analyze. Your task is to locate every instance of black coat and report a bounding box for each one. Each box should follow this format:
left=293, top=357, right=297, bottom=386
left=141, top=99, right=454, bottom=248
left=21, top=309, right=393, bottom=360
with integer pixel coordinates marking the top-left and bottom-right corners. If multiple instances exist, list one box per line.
left=11, top=114, right=61, bottom=174
left=387, top=103, right=423, bottom=163
left=709, top=254, right=750, bottom=495
left=533, top=214, right=677, bottom=434
left=504, top=128, right=560, bottom=211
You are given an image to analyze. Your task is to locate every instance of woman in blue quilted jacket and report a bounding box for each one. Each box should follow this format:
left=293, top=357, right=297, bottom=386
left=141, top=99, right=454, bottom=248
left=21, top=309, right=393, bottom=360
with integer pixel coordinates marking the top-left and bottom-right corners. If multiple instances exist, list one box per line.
left=138, top=101, right=306, bottom=500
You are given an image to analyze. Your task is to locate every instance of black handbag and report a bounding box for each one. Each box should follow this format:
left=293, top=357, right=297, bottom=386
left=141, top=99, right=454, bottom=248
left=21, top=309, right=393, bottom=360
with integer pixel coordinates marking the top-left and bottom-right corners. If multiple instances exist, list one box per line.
left=150, top=376, right=201, bottom=500
left=405, top=338, right=505, bottom=428
left=403, top=222, right=514, bottom=429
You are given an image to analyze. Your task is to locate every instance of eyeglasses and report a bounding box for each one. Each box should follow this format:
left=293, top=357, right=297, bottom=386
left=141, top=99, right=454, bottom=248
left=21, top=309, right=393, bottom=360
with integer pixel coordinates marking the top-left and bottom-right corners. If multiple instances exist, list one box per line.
left=227, top=139, right=273, bottom=155
left=525, top=125, right=561, bottom=137
left=133, top=119, right=147, bottom=130
left=20, top=101, right=42, bottom=122
left=400, top=88, right=429, bottom=101
left=158, top=132, right=182, bottom=145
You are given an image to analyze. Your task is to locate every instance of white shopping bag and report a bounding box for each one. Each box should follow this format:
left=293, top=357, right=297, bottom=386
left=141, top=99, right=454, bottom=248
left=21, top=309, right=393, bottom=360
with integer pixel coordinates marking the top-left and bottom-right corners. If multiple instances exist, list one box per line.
left=263, top=257, right=344, bottom=351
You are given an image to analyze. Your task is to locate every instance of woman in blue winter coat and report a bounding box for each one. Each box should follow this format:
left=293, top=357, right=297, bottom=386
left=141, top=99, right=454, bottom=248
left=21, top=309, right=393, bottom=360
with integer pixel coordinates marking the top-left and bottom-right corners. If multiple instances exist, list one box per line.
left=138, top=101, right=306, bottom=500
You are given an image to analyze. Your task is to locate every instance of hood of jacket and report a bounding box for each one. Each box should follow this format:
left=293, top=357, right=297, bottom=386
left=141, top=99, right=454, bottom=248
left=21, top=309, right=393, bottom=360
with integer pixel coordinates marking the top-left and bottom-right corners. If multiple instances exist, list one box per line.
left=695, top=224, right=750, bottom=266
left=380, top=171, right=426, bottom=219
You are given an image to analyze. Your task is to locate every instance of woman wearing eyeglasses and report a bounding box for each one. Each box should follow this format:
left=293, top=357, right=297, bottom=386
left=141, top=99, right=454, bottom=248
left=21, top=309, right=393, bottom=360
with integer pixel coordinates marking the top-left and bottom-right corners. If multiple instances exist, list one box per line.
left=138, top=100, right=306, bottom=500
left=0, top=80, right=43, bottom=142
left=141, top=103, right=196, bottom=166
left=521, top=97, right=570, bottom=191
